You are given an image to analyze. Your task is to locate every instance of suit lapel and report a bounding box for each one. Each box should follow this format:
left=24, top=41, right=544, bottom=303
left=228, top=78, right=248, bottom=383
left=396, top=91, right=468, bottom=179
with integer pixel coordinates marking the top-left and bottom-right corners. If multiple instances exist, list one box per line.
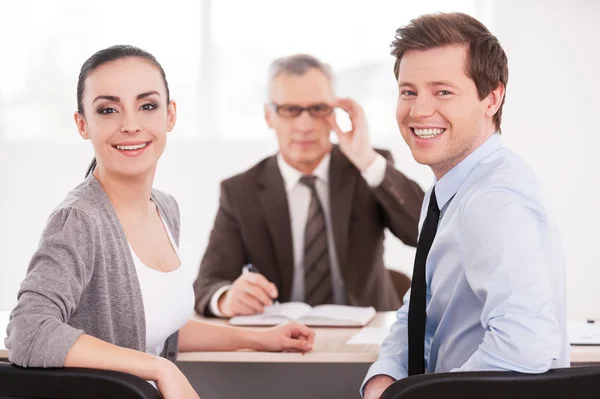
left=257, top=156, right=294, bottom=300
left=328, top=146, right=357, bottom=272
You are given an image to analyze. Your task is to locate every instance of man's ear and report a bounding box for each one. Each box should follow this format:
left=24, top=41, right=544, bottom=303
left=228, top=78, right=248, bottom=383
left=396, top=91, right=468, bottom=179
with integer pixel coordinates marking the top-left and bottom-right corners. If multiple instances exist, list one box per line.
left=485, top=82, right=505, bottom=120
left=264, top=103, right=275, bottom=129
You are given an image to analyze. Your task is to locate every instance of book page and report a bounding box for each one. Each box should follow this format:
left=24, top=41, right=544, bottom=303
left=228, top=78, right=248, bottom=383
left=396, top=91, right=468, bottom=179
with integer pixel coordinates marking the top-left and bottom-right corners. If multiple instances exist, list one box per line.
left=298, top=305, right=376, bottom=327
left=263, top=302, right=312, bottom=319
left=229, top=302, right=312, bottom=326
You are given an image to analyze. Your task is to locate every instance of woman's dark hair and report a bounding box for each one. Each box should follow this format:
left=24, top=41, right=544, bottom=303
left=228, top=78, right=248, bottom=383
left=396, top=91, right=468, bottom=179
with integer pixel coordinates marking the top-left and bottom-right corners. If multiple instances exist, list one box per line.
left=79, top=45, right=170, bottom=177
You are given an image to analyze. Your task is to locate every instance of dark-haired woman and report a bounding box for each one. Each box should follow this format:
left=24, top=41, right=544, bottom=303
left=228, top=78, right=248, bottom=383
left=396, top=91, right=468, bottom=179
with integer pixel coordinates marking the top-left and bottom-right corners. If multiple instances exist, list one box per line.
left=5, top=45, right=314, bottom=399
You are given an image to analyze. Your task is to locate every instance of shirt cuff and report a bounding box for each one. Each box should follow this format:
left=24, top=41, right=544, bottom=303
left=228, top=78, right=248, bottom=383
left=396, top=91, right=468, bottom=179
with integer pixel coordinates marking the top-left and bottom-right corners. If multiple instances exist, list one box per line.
left=359, top=358, right=407, bottom=397
left=209, top=285, right=232, bottom=318
left=361, top=153, right=387, bottom=187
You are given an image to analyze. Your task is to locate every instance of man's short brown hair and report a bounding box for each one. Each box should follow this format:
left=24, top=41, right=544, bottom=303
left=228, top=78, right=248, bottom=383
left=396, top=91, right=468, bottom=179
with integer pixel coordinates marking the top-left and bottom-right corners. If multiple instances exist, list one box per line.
left=391, top=12, right=508, bottom=132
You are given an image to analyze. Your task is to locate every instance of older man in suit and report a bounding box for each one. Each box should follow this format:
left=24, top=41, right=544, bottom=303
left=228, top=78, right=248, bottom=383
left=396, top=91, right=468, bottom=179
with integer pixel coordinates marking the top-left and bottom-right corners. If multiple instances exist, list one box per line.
left=194, top=54, right=424, bottom=318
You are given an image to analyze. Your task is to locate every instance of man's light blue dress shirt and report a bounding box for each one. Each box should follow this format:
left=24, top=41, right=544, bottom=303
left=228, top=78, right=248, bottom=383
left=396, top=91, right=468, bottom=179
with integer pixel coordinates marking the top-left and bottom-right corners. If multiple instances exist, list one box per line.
left=361, top=134, right=569, bottom=395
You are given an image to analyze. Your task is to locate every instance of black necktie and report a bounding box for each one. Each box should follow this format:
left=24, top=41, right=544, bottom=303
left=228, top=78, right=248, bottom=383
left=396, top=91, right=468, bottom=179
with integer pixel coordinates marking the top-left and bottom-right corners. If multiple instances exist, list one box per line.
left=408, top=187, right=441, bottom=375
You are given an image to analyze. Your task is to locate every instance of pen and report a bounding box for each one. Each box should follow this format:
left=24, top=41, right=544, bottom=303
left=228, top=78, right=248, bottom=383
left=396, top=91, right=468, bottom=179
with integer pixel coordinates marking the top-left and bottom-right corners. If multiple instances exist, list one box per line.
left=243, top=263, right=261, bottom=275
left=242, top=264, right=279, bottom=304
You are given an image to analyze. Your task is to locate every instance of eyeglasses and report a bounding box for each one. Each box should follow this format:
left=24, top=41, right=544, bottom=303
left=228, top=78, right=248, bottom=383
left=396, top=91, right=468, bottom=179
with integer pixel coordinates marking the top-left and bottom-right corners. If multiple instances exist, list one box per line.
left=271, top=102, right=334, bottom=118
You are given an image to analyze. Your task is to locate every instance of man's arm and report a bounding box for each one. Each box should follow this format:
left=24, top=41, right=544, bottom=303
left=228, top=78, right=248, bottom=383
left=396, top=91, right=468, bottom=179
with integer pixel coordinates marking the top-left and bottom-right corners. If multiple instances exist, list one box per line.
left=360, top=290, right=412, bottom=398
left=454, top=188, right=563, bottom=373
left=193, top=181, right=246, bottom=315
left=193, top=182, right=277, bottom=317
left=368, top=151, right=425, bottom=247
left=327, top=98, right=424, bottom=247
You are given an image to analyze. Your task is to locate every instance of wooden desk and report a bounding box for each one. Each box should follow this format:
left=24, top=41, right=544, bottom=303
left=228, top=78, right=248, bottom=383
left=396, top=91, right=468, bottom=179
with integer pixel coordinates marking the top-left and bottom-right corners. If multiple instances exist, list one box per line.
left=2, top=312, right=599, bottom=364
left=179, top=312, right=600, bottom=365
left=176, top=313, right=600, bottom=399
left=178, top=312, right=395, bottom=363
left=570, top=346, right=600, bottom=364
left=0, top=312, right=389, bottom=362
left=2, top=312, right=600, bottom=399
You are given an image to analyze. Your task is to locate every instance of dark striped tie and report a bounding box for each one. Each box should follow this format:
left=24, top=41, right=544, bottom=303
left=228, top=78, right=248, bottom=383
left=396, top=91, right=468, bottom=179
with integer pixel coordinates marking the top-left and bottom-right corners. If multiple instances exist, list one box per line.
left=300, top=175, right=334, bottom=306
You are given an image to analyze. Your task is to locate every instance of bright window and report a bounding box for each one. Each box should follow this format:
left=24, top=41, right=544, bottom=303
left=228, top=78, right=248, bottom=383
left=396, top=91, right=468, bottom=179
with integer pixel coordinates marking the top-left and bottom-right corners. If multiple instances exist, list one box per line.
left=0, top=0, right=477, bottom=141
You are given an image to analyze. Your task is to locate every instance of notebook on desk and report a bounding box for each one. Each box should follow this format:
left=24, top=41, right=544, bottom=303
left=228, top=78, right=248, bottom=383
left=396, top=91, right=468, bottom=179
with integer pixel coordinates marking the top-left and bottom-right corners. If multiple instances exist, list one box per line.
left=229, top=303, right=377, bottom=327
left=568, top=321, right=600, bottom=345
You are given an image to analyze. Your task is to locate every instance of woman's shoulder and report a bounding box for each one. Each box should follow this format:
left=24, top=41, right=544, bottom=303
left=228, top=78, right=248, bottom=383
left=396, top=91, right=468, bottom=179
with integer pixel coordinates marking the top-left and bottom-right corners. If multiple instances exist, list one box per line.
left=151, top=188, right=179, bottom=218
left=36, top=181, right=107, bottom=259
left=51, top=177, right=112, bottom=223
left=151, top=188, right=180, bottom=242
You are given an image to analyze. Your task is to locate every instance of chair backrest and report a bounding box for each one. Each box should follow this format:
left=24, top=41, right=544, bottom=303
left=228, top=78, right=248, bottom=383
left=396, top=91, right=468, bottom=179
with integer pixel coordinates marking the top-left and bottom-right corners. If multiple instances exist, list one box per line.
left=0, top=361, right=162, bottom=399
left=381, top=367, right=600, bottom=399
left=388, top=269, right=411, bottom=305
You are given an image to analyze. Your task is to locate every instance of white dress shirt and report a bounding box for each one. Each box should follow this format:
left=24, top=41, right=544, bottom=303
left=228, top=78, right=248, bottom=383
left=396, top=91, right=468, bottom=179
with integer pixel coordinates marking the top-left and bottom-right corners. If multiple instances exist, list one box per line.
left=210, top=150, right=388, bottom=317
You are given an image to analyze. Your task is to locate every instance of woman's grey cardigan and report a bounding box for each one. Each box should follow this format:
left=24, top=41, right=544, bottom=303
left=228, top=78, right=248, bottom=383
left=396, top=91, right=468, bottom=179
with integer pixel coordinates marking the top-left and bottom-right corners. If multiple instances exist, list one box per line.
left=5, top=174, right=180, bottom=367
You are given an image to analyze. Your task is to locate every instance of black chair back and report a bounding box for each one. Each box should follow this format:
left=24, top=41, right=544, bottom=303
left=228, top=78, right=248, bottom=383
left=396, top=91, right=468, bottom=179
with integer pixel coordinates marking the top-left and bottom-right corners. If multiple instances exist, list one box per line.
left=0, top=361, right=162, bottom=399
left=382, top=367, right=600, bottom=399
left=388, top=269, right=411, bottom=305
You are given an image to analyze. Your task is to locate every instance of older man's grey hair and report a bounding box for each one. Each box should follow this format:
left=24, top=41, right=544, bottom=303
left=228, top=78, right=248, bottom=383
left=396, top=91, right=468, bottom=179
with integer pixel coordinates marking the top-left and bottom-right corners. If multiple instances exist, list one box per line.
left=267, top=54, right=335, bottom=98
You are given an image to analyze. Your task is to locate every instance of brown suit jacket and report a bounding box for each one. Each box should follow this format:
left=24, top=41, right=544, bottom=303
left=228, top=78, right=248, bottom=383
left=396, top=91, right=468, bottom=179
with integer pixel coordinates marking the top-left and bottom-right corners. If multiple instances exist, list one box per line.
left=193, top=146, right=424, bottom=314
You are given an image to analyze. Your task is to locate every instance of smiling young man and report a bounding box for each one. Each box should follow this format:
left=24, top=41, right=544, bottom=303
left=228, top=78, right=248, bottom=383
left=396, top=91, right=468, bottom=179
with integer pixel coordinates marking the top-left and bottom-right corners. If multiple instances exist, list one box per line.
left=362, top=13, right=568, bottom=399
left=193, top=54, right=425, bottom=318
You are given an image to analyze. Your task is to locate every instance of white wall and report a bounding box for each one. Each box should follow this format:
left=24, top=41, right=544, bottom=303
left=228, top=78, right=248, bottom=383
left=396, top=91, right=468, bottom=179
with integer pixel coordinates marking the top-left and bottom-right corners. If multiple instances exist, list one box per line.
left=490, top=0, right=600, bottom=320
left=1, top=0, right=599, bottom=321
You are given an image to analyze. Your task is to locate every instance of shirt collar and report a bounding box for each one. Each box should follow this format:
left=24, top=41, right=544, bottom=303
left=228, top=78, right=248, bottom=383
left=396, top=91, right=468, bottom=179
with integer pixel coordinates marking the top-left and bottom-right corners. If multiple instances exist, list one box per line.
left=276, top=152, right=331, bottom=193
left=434, top=133, right=503, bottom=210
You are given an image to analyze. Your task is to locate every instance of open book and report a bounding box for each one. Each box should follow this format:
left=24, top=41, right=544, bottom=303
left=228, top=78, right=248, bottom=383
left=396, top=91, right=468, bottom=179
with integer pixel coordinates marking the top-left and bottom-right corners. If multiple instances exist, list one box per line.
left=229, top=302, right=376, bottom=327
